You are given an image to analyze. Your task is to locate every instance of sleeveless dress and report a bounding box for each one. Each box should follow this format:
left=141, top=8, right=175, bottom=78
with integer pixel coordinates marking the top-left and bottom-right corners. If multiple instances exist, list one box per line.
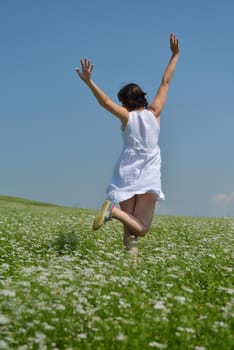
left=106, top=109, right=165, bottom=203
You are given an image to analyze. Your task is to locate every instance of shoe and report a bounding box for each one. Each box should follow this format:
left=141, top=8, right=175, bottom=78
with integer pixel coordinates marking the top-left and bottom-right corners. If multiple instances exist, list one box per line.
left=92, top=200, right=114, bottom=231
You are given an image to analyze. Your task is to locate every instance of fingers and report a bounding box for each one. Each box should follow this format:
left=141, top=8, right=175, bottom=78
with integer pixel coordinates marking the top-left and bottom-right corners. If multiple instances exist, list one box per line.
left=170, top=32, right=179, bottom=54
left=75, top=58, right=94, bottom=81
left=80, top=58, right=94, bottom=71
left=170, top=33, right=178, bottom=45
left=74, top=67, right=81, bottom=76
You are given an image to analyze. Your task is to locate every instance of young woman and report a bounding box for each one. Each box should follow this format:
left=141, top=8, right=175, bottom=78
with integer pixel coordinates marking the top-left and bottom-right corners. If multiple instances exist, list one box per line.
left=75, top=33, right=179, bottom=252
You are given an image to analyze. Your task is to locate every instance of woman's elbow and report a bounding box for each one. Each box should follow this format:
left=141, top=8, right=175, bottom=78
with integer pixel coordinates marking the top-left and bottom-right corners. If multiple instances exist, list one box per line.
left=98, top=98, right=110, bottom=108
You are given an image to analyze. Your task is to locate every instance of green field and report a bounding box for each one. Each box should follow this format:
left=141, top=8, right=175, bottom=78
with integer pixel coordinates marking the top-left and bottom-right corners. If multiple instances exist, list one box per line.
left=0, top=196, right=233, bottom=349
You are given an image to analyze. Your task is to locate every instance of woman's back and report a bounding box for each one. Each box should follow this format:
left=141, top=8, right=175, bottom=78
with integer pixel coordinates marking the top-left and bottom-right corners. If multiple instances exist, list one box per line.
left=122, top=110, right=160, bottom=152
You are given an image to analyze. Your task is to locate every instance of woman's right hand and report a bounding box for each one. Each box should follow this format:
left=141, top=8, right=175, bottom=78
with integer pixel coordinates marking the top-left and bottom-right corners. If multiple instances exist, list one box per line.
left=170, top=33, right=179, bottom=56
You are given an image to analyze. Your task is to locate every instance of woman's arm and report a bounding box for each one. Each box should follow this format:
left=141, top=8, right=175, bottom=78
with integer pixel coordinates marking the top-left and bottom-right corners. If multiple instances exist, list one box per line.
left=149, top=33, right=180, bottom=121
left=75, top=59, right=129, bottom=126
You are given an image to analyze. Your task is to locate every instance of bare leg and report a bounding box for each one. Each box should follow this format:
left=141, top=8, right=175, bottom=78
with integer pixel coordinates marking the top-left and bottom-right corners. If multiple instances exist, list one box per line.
left=112, top=193, right=157, bottom=237
left=120, top=196, right=136, bottom=250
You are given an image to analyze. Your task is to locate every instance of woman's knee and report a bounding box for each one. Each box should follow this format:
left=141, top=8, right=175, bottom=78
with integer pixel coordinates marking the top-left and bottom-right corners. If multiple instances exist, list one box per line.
left=137, top=224, right=150, bottom=237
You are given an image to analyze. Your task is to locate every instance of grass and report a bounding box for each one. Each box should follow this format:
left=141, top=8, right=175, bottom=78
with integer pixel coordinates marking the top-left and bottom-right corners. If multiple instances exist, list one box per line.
left=0, top=196, right=233, bottom=349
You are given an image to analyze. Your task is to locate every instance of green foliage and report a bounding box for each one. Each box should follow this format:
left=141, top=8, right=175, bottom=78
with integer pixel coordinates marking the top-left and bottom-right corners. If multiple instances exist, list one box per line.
left=52, top=227, right=79, bottom=255
left=0, top=197, right=233, bottom=349
left=0, top=195, right=60, bottom=208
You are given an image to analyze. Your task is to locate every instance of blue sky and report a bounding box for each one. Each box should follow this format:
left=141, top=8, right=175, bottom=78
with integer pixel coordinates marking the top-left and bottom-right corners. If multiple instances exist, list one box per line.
left=1, top=0, right=234, bottom=217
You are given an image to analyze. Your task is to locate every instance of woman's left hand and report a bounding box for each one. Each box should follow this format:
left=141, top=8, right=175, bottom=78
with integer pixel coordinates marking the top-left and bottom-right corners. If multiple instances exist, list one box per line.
left=75, top=58, right=94, bottom=82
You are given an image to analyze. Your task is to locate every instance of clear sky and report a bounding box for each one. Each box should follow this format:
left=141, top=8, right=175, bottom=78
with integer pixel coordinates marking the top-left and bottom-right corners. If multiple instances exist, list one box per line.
left=1, top=0, right=234, bottom=217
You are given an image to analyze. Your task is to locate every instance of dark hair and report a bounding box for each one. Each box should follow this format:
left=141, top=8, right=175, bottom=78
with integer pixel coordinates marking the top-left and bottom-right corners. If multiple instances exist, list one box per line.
left=117, top=83, right=148, bottom=110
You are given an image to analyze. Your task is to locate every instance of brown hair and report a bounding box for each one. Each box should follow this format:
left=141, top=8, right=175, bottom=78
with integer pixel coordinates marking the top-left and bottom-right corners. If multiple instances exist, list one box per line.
left=117, top=83, right=148, bottom=110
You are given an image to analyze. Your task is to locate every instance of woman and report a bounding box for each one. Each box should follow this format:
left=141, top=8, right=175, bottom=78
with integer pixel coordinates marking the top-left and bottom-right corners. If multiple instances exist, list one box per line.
left=75, top=33, right=179, bottom=252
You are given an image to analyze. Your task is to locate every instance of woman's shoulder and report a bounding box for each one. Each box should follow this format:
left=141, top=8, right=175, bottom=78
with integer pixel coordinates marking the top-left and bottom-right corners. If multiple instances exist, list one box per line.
left=145, top=109, right=160, bottom=126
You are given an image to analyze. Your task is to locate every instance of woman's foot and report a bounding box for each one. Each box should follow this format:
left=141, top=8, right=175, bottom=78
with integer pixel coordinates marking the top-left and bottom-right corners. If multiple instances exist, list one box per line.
left=92, top=200, right=114, bottom=230
left=124, top=234, right=138, bottom=252
left=128, top=235, right=138, bottom=263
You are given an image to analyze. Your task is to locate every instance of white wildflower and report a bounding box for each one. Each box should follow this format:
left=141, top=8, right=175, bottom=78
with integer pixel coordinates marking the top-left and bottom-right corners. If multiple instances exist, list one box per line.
left=0, top=340, right=10, bottom=350
left=177, top=327, right=195, bottom=334
left=198, top=315, right=208, bottom=321
left=116, top=333, right=127, bottom=341
left=55, top=304, right=66, bottom=311
left=221, top=266, right=232, bottom=273
left=182, top=286, right=193, bottom=293
left=213, top=321, right=227, bottom=328
left=149, top=341, right=168, bottom=348
left=118, top=300, right=130, bottom=309
left=1, top=263, right=10, bottom=270
left=207, top=253, right=216, bottom=259
left=18, top=281, right=30, bottom=287
left=43, top=323, right=55, bottom=331
left=168, top=274, right=178, bottom=279
left=0, top=314, right=9, bottom=324
left=194, top=346, right=207, bottom=350
left=185, top=328, right=195, bottom=334
left=35, top=332, right=46, bottom=343
left=154, top=301, right=168, bottom=312
left=174, top=295, right=186, bottom=304
left=77, top=333, right=87, bottom=339
left=218, top=287, right=234, bottom=295
left=0, top=289, right=16, bottom=297
left=110, top=291, right=121, bottom=297
left=18, top=346, right=28, bottom=350
left=169, top=254, right=177, bottom=259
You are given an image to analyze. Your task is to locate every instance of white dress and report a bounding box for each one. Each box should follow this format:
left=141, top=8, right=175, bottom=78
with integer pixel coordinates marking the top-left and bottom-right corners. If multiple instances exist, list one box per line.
left=106, top=109, right=165, bottom=203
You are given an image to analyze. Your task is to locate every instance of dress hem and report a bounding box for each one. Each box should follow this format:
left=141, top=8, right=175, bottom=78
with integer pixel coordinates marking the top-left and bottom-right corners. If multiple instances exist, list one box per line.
left=106, top=189, right=165, bottom=204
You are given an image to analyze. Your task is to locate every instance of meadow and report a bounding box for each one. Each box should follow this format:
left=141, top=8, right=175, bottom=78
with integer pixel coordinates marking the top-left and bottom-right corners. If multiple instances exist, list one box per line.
left=0, top=196, right=233, bottom=350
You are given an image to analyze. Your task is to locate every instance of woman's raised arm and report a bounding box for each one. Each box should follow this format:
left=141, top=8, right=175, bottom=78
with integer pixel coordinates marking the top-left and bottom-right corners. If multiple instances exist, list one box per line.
left=75, top=59, right=129, bottom=126
left=149, top=33, right=180, bottom=120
